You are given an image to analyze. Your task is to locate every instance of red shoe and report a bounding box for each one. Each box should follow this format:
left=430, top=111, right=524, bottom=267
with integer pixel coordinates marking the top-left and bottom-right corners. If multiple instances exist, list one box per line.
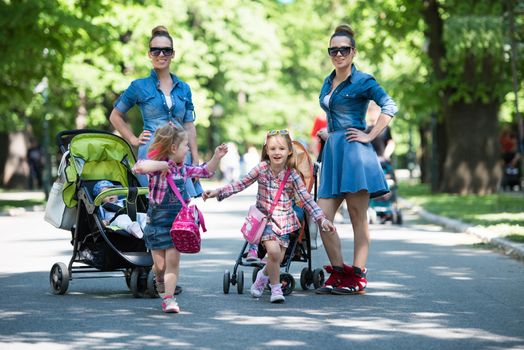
left=315, top=265, right=344, bottom=294
left=332, top=265, right=367, bottom=295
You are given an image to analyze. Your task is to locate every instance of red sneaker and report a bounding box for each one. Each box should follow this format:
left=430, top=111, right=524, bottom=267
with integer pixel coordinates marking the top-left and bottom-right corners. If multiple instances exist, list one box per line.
left=315, top=265, right=344, bottom=294
left=332, top=266, right=367, bottom=295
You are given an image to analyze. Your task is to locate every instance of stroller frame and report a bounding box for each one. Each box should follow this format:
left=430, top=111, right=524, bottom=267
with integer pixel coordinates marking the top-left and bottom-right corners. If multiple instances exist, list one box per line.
left=49, top=129, right=157, bottom=298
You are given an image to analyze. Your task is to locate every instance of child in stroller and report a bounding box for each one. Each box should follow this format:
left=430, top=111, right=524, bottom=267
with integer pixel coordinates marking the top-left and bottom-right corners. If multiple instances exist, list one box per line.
left=48, top=130, right=156, bottom=298
left=94, top=180, right=146, bottom=239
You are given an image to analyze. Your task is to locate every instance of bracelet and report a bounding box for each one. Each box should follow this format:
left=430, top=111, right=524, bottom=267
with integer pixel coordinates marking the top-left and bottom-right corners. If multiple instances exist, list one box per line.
left=321, top=218, right=329, bottom=227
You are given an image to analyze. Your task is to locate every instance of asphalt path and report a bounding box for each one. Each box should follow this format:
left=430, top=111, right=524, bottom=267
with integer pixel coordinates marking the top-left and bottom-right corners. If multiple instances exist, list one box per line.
left=1, top=186, right=523, bottom=350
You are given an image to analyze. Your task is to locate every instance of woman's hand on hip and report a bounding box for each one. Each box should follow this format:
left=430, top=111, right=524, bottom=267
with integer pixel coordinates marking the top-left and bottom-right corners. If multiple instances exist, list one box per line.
left=138, top=130, right=152, bottom=145
left=345, top=128, right=371, bottom=143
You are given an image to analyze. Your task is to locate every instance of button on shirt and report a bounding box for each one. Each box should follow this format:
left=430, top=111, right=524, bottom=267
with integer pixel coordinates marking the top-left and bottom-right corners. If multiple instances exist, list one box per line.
left=217, top=162, right=326, bottom=235
left=319, top=65, right=398, bottom=132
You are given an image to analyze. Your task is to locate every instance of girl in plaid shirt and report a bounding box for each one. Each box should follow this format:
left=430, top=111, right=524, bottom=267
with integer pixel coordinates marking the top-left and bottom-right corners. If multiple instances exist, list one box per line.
left=133, top=124, right=228, bottom=313
left=204, top=130, right=336, bottom=303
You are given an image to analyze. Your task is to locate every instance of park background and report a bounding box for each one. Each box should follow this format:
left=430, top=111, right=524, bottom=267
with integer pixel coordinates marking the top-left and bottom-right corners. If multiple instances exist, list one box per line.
left=0, top=1, right=522, bottom=200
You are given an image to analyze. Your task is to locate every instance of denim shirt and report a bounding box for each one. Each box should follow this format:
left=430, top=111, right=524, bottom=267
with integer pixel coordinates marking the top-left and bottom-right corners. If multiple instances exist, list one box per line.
left=319, top=65, right=398, bottom=132
left=114, top=69, right=195, bottom=160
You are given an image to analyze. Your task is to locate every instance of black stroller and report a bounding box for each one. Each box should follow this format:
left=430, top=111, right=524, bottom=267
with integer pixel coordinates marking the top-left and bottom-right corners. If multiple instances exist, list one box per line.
left=222, top=141, right=325, bottom=295
left=48, top=129, right=157, bottom=298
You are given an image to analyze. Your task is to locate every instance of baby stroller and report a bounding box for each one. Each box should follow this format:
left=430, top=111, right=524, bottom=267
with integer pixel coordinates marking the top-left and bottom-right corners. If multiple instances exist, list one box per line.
left=48, top=129, right=156, bottom=297
left=368, top=160, right=402, bottom=225
left=222, top=141, right=325, bottom=295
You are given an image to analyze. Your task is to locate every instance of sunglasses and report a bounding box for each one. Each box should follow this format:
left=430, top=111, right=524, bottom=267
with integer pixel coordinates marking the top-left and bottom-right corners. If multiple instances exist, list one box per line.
left=327, top=46, right=353, bottom=57
left=149, top=47, right=174, bottom=57
left=267, top=129, right=289, bottom=136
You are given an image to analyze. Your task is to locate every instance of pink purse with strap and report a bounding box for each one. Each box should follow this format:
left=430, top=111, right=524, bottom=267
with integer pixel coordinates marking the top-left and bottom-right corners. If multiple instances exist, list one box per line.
left=241, top=169, right=290, bottom=245
left=167, top=175, right=206, bottom=254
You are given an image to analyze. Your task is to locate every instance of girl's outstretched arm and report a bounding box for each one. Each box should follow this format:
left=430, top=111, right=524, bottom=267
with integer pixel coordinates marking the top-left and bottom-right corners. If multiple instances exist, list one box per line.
left=205, top=143, right=228, bottom=173
left=133, top=160, right=169, bottom=174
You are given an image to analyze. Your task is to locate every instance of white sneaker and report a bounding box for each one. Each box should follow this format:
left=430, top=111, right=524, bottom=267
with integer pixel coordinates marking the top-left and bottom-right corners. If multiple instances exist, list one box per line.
left=162, top=296, right=180, bottom=313
left=250, top=269, right=269, bottom=298
left=270, top=283, right=285, bottom=303
left=128, top=222, right=143, bottom=239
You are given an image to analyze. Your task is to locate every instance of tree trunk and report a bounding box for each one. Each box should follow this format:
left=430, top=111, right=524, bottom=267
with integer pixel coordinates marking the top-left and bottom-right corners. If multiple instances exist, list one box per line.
left=418, top=122, right=431, bottom=184
left=440, top=100, right=502, bottom=194
left=0, top=131, right=8, bottom=187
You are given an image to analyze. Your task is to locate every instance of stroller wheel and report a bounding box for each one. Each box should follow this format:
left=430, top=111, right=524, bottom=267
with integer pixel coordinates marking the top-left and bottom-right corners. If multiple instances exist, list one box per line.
left=300, top=267, right=313, bottom=290
left=236, top=270, right=244, bottom=294
left=50, top=262, right=70, bottom=295
left=312, top=268, right=325, bottom=289
left=223, top=270, right=231, bottom=294
left=124, top=268, right=132, bottom=289
left=146, top=269, right=159, bottom=298
left=280, top=273, right=295, bottom=296
left=395, top=211, right=403, bottom=225
left=130, top=267, right=148, bottom=298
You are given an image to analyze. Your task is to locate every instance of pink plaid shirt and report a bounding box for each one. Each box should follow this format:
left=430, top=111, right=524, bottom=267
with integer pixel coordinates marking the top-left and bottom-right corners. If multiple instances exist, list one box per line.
left=217, top=161, right=326, bottom=235
left=134, top=160, right=213, bottom=205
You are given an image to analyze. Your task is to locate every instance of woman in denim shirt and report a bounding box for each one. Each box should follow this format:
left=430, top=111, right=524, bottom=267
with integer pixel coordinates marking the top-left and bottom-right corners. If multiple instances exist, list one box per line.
left=315, top=24, right=398, bottom=296
left=109, top=25, right=202, bottom=197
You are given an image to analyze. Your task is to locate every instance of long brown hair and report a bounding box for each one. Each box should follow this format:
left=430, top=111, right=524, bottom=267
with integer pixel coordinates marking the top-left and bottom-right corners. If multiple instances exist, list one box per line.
left=261, top=132, right=297, bottom=171
left=147, top=123, right=186, bottom=160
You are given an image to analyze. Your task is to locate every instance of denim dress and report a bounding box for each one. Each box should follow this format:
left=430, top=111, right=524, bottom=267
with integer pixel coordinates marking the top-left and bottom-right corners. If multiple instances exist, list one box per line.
left=143, top=178, right=186, bottom=250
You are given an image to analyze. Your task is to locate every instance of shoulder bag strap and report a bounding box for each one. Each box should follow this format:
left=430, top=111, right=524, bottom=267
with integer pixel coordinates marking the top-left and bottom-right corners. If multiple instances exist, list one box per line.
left=166, top=173, right=188, bottom=209
left=268, top=169, right=291, bottom=217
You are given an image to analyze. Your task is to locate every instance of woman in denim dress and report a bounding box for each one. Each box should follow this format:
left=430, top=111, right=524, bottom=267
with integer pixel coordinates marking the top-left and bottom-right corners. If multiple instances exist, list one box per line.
left=315, top=24, right=398, bottom=296
left=109, top=25, right=202, bottom=197
left=133, top=124, right=228, bottom=313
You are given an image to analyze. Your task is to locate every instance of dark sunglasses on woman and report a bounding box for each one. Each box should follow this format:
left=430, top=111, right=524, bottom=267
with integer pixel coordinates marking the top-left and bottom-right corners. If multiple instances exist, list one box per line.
left=327, top=46, right=353, bottom=57
left=149, top=47, right=174, bottom=57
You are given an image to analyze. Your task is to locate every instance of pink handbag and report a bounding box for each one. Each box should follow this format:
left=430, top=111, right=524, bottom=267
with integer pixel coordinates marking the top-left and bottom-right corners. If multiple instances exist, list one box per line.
left=240, top=169, right=290, bottom=245
left=167, top=176, right=206, bottom=254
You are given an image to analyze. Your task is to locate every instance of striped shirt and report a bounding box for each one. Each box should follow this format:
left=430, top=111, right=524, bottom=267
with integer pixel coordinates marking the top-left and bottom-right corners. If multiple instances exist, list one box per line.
left=134, top=160, right=213, bottom=205
left=217, top=161, right=326, bottom=235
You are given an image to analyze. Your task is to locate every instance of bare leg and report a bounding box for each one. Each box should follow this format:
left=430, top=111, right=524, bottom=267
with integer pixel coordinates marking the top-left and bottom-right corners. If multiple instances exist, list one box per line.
left=163, top=247, right=181, bottom=296
left=151, top=250, right=166, bottom=280
left=345, top=190, right=370, bottom=269
left=317, top=197, right=344, bottom=266
left=263, top=240, right=286, bottom=285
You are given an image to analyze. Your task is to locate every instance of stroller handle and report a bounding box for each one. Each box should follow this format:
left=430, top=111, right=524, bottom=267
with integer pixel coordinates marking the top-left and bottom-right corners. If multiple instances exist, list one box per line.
left=56, top=129, right=117, bottom=153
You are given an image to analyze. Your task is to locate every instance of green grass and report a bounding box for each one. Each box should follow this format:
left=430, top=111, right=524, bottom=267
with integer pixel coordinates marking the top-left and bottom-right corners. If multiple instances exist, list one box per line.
left=0, top=199, right=45, bottom=211
left=398, top=180, right=524, bottom=242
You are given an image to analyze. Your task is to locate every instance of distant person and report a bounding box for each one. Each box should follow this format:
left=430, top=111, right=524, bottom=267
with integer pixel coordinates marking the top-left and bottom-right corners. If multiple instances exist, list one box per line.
left=27, top=139, right=44, bottom=190
left=315, top=24, right=398, bottom=296
left=310, top=113, right=327, bottom=158
left=109, top=25, right=203, bottom=197
left=366, top=100, right=396, bottom=162
left=220, top=142, right=241, bottom=182
left=241, top=146, right=259, bottom=176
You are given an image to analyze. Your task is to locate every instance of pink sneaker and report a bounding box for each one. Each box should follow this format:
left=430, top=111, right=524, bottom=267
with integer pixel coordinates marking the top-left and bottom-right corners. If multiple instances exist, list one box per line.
left=270, top=283, right=285, bottom=303
left=245, top=249, right=259, bottom=262
left=161, top=296, right=180, bottom=313
left=250, top=269, right=269, bottom=298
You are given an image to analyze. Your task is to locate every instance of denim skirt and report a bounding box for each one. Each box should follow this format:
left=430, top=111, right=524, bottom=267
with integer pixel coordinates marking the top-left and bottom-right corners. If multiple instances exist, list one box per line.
left=318, top=130, right=389, bottom=199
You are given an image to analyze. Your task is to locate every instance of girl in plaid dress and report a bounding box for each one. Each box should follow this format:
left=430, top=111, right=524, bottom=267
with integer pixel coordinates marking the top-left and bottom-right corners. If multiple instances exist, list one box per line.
left=133, top=124, right=228, bottom=313
left=204, top=130, right=336, bottom=303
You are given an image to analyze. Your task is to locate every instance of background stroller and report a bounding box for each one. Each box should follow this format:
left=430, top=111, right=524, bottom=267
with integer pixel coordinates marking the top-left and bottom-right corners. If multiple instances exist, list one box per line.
left=368, top=160, right=402, bottom=225
left=222, top=141, right=325, bottom=295
left=48, top=129, right=157, bottom=298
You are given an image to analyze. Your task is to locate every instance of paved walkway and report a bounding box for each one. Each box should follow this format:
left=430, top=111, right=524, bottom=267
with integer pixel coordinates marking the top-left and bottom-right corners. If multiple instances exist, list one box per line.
left=1, top=189, right=523, bottom=260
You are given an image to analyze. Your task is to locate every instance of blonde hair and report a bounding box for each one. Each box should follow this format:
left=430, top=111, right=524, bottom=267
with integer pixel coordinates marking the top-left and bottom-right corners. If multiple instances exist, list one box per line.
left=330, top=24, right=356, bottom=48
left=147, top=124, right=187, bottom=160
left=261, top=133, right=297, bottom=170
left=149, top=25, right=173, bottom=46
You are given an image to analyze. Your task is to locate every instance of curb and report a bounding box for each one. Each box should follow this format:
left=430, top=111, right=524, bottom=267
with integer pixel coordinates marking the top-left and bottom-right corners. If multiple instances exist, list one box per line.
left=401, top=198, right=524, bottom=260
